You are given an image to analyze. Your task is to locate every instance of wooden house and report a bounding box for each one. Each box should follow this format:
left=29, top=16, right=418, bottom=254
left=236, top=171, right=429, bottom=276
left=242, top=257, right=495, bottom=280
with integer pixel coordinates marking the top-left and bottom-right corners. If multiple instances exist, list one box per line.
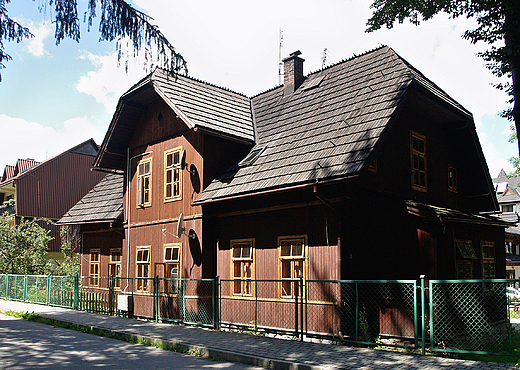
left=81, top=46, right=509, bottom=328
left=492, top=169, right=520, bottom=284
left=0, top=139, right=105, bottom=259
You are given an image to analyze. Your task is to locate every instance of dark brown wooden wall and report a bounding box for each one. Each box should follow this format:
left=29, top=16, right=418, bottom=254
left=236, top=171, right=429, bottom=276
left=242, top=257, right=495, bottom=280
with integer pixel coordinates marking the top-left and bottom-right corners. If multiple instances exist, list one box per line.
left=214, top=203, right=341, bottom=281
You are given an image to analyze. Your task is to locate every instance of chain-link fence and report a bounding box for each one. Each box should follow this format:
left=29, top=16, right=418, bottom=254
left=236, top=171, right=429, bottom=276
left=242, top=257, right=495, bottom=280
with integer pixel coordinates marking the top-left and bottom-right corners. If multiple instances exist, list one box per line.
left=430, top=279, right=520, bottom=356
left=2, top=273, right=519, bottom=357
left=219, top=279, right=300, bottom=335
left=158, top=278, right=215, bottom=326
left=0, top=274, right=75, bottom=308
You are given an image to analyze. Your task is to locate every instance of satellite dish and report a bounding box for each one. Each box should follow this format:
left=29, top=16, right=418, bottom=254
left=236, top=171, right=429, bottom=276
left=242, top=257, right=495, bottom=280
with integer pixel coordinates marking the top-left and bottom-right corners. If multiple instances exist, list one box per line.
left=176, top=212, right=185, bottom=238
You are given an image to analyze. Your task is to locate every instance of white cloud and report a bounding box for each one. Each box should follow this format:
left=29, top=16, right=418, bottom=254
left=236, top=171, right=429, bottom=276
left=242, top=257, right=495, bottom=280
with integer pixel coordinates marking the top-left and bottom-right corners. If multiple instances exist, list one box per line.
left=23, top=21, right=52, bottom=57
left=0, top=114, right=104, bottom=170
left=76, top=49, right=147, bottom=112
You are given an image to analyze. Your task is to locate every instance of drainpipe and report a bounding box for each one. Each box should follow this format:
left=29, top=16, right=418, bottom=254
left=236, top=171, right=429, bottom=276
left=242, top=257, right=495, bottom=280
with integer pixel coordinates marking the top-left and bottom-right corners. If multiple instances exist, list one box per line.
left=124, top=149, right=153, bottom=293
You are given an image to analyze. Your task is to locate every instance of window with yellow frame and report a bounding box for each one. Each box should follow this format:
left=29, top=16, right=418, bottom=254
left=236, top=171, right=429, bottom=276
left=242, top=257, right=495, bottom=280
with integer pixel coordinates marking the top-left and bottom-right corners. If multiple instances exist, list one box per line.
left=109, top=248, right=122, bottom=289
left=231, top=239, right=254, bottom=296
left=137, top=158, right=152, bottom=207
left=89, top=249, right=100, bottom=287
left=278, top=236, right=307, bottom=299
left=164, top=147, right=182, bottom=202
left=136, top=246, right=150, bottom=292
left=164, top=243, right=181, bottom=294
left=410, top=131, right=427, bottom=192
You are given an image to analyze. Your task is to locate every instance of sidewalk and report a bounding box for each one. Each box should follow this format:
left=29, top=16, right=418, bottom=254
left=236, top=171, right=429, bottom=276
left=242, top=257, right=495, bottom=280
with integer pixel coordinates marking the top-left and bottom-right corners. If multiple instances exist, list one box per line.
left=0, top=299, right=517, bottom=370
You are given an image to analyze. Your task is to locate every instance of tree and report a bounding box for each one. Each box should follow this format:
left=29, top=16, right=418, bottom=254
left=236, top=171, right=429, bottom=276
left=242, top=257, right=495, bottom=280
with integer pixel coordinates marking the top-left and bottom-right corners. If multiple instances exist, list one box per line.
left=0, top=0, right=187, bottom=81
left=366, top=1, right=520, bottom=156
left=0, top=213, right=52, bottom=274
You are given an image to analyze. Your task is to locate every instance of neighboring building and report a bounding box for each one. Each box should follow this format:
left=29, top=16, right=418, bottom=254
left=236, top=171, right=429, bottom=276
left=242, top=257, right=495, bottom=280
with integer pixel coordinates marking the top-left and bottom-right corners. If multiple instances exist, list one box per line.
left=67, top=46, right=510, bottom=326
left=492, top=169, right=520, bottom=284
left=57, top=172, right=124, bottom=279
left=0, top=139, right=105, bottom=259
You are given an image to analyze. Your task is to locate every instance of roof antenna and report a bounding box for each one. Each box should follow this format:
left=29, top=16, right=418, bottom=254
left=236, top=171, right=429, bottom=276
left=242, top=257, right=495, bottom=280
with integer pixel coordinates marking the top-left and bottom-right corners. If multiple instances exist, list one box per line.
left=278, top=28, right=284, bottom=85
left=322, top=48, right=328, bottom=69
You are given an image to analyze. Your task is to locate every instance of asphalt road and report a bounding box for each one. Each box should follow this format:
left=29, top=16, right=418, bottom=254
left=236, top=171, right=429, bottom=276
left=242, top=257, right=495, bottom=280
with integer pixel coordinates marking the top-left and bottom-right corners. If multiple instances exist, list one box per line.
left=0, top=313, right=262, bottom=369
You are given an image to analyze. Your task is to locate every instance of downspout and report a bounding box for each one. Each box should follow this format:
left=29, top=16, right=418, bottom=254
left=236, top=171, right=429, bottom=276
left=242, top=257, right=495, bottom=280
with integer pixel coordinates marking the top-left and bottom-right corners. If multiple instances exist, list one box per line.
left=125, top=149, right=153, bottom=293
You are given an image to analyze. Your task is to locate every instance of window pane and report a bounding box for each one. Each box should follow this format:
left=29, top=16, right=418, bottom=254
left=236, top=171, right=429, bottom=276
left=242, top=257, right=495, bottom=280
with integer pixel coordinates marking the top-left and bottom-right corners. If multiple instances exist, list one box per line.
left=282, top=281, right=292, bottom=297
left=293, top=243, right=303, bottom=257
left=173, top=151, right=180, bottom=165
left=294, top=260, right=303, bottom=278
left=281, top=244, right=291, bottom=257
left=233, top=247, right=241, bottom=258
left=282, top=261, right=291, bottom=278
left=165, top=248, right=172, bottom=261
left=233, top=262, right=241, bottom=279
left=166, top=153, right=172, bottom=167
left=171, top=248, right=179, bottom=261
left=242, top=246, right=251, bottom=258
left=244, top=262, right=252, bottom=278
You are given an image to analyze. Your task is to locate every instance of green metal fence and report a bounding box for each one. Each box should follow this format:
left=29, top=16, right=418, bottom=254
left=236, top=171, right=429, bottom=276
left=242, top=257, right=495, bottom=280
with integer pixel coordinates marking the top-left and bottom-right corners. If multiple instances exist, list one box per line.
left=1, top=273, right=519, bottom=357
left=429, top=279, right=520, bottom=357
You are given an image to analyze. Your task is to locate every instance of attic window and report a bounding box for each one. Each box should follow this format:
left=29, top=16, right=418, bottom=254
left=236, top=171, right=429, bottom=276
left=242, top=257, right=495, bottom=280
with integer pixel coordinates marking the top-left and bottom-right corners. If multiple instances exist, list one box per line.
left=239, top=146, right=266, bottom=167
left=301, top=76, right=324, bottom=91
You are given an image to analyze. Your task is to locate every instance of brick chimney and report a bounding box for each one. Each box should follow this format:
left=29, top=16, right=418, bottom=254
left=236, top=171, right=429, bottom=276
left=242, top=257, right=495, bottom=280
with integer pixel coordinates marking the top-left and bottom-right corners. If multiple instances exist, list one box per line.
left=283, top=50, right=305, bottom=96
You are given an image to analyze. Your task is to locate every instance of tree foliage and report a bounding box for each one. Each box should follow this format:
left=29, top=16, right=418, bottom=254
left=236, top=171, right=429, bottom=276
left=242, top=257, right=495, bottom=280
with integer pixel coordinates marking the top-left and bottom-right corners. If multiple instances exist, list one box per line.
left=0, top=213, right=52, bottom=274
left=366, top=0, right=520, bottom=155
left=0, top=0, right=187, bottom=81
left=0, top=213, right=80, bottom=275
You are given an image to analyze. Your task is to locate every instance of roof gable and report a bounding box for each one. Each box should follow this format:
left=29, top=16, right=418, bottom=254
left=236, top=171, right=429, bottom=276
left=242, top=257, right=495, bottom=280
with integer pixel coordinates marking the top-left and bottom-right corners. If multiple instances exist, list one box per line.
left=94, top=70, right=254, bottom=170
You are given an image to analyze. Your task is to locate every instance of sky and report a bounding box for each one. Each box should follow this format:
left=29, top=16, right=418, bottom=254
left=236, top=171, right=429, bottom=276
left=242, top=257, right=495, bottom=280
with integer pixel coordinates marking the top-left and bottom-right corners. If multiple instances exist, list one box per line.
left=0, top=0, right=516, bottom=179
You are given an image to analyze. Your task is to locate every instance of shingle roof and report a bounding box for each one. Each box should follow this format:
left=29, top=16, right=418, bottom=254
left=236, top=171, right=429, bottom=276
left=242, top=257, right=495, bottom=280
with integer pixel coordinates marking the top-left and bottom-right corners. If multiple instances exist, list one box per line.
left=151, top=70, right=254, bottom=141
left=57, top=172, right=123, bottom=224
left=195, top=46, right=466, bottom=204
left=94, top=70, right=254, bottom=170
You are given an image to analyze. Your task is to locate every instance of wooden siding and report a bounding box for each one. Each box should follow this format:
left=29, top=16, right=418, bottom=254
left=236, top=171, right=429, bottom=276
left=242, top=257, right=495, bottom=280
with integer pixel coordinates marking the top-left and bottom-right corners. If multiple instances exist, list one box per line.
left=81, top=228, right=124, bottom=279
left=215, top=204, right=341, bottom=282
left=16, top=152, right=104, bottom=219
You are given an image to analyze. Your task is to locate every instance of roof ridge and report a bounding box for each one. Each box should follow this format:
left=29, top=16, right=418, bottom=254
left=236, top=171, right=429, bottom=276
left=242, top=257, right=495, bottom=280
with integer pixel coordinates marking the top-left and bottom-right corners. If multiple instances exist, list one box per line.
left=154, top=68, right=249, bottom=98
left=250, top=45, right=390, bottom=99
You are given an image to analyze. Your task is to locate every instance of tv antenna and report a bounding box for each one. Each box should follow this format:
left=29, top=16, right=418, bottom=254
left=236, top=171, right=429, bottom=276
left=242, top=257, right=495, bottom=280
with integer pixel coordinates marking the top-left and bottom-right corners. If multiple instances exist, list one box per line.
left=278, top=28, right=284, bottom=85
left=322, top=48, right=329, bottom=69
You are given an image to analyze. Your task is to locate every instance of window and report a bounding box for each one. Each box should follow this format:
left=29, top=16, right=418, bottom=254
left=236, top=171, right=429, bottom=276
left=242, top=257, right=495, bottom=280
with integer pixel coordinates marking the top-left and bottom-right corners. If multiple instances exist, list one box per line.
left=502, top=204, right=514, bottom=213
left=89, top=249, right=100, bottom=286
left=410, top=131, right=427, bottom=191
left=456, top=261, right=473, bottom=279
left=481, top=241, right=495, bottom=279
left=164, top=148, right=182, bottom=202
left=137, top=159, right=152, bottom=207
left=455, top=240, right=476, bottom=279
left=448, top=164, right=458, bottom=192
left=368, top=159, right=377, bottom=173
left=231, top=239, right=254, bottom=296
left=238, top=146, right=266, bottom=167
left=109, top=248, right=122, bottom=289
left=136, top=247, right=150, bottom=292
left=164, top=244, right=181, bottom=294
left=279, top=236, right=307, bottom=298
